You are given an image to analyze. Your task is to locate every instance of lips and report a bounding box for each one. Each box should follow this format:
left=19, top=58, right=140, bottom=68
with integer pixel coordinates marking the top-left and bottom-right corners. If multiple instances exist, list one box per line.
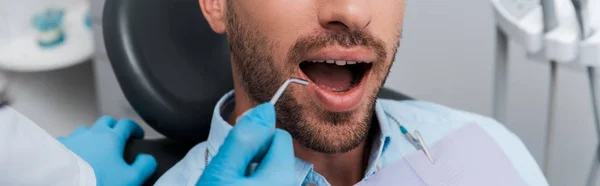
left=298, top=47, right=374, bottom=112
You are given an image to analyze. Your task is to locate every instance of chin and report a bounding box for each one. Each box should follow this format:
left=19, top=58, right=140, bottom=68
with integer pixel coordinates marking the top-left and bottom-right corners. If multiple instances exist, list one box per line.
left=278, top=92, right=376, bottom=154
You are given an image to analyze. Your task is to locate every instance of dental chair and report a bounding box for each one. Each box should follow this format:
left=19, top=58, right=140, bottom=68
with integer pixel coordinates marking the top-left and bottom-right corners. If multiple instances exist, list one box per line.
left=102, top=0, right=412, bottom=185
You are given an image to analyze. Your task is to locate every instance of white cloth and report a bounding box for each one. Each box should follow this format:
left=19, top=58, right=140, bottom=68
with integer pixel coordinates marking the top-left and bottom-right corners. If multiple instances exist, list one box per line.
left=0, top=106, right=96, bottom=186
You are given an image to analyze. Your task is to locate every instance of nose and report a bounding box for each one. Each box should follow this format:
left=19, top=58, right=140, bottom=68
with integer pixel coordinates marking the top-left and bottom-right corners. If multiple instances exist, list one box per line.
left=318, top=0, right=372, bottom=32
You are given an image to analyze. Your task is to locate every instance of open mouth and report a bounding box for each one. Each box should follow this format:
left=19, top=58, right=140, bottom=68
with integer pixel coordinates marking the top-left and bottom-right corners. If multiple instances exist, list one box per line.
left=299, top=60, right=372, bottom=93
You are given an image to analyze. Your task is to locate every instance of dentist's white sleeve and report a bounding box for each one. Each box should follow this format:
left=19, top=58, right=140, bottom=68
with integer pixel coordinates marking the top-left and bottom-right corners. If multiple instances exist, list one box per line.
left=0, top=106, right=96, bottom=186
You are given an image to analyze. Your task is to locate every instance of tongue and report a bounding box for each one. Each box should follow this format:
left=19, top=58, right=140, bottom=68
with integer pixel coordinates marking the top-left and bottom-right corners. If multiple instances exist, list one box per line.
left=303, top=63, right=352, bottom=92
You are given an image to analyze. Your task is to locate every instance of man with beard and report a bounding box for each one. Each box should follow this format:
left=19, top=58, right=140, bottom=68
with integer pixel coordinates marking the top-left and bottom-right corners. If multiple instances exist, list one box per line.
left=151, top=0, right=549, bottom=185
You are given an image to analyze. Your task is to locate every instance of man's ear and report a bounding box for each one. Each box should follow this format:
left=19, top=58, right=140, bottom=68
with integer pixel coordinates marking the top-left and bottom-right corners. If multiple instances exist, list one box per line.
left=199, top=0, right=227, bottom=34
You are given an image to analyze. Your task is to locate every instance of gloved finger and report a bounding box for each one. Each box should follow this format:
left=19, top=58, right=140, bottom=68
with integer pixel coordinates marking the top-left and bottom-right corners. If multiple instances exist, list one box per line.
left=113, top=119, right=145, bottom=140
left=68, top=126, right=89, bottom=137
left=56, top=136, right=66, bottom=143
left=206, top=103, right=276, bottom=177
left=90, top=116, right=117, bottom=130
left=130, top=154, right=157, bottom=185
left=253, top=129, right=295, bottom=179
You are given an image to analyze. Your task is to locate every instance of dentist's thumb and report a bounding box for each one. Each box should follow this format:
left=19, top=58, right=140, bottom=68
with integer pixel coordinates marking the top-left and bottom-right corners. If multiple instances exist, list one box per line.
left=202, top=103, right=277, bottom=178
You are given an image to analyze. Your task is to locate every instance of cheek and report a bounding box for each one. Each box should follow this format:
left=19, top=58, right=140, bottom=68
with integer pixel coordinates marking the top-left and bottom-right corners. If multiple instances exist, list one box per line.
left=369, top=1, right=405, bottom=56
left=237, top=0, right=318, bottom=68
left=269, top=18, right=318, bottom=68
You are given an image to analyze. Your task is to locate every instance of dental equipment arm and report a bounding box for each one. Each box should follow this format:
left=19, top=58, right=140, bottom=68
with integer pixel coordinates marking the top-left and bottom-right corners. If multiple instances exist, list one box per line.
left=492, top=0, right=581, bottom=176
left=570, top=0, right=600, bottom=185
left=578, top=0, right=600, bottom=67
left=491, top=0, right=544, bottom=124
left=492, top=0, right=544, bottom=53
left=587, top=63, right=600, bottom=186
left=541, top=0, right=581, bottom=175
left=543, top=0, right=581, bottom=63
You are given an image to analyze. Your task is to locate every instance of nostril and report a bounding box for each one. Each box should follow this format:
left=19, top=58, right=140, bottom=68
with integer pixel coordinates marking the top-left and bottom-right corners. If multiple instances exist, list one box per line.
left=329, top=21, right=345, bottom=26
left=325, top=21, right=349, bottom=31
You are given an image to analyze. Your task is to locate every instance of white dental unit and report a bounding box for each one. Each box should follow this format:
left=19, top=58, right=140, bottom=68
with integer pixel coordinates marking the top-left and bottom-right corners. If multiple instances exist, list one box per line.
left=0, top=0, right=93, bottom=72
left=0, top=0, right=98, bottom=138
left=576, top=0, right=600, bottom=185
left=492, top=0, right=600, bottom=185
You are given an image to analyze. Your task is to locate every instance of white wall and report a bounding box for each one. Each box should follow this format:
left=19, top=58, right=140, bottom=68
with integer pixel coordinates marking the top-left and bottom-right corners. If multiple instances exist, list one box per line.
left=384, top=0, right=596, bottom=185
left=4, top=62, right=99, bottom=137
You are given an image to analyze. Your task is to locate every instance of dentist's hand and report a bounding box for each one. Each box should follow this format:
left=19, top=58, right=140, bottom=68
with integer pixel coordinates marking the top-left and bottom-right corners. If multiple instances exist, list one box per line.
left=58, top=116, right=157, bottom=186
left=197, top=103, right=297, bottom=186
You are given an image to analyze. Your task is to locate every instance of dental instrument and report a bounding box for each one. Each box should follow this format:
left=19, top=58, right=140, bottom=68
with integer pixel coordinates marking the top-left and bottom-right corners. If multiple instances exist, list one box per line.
left=386, top=112, right=434, bottom=163
left=491, top=0, right=544, bottom=124
left=245, top=77, right=308, bottom=176
left=235, top=77, right=309, bottom=123
left=540, top=0, right=581, bottom=175
left=269, top=78, right=310, bottom=104
left=492, top=0, right=581, bottom=176
left=568, top=0, right=600, bottom=184
left=223, top=77, right=309, bottom=176
left=414, top=131, right=434, bottom=163
left=587, top=67, right=600, bottom=186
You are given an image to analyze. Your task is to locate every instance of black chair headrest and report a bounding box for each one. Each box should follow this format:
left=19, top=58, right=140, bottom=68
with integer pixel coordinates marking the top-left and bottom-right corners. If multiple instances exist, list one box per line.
left=103, top=0, right=232, bottom=142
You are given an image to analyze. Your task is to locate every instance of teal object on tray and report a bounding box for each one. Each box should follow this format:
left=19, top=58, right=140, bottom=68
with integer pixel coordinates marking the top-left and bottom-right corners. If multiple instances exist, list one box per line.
left=32, top=9, right=66, bottom=48
left=85, top=11, right=92, bottom=30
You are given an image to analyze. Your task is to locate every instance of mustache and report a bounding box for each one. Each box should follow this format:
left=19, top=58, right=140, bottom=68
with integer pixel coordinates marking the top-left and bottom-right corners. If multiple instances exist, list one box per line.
left=287, top=30, right=387, bottom=63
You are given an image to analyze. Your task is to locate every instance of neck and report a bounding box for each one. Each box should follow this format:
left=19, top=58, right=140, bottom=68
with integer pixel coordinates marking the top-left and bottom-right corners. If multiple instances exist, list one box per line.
left=294, top=140, right=370, bottom=186
left=229, top=82, right=255, bottom=124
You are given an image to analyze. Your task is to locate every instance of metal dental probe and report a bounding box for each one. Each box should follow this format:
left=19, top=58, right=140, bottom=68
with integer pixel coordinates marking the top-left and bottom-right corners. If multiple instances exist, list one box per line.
left=243, top=77, right=309, bottom=176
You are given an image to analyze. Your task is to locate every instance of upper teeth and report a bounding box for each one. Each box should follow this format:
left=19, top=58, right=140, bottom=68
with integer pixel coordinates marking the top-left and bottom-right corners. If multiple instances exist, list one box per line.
left=308, top=60, right=368, bottom=66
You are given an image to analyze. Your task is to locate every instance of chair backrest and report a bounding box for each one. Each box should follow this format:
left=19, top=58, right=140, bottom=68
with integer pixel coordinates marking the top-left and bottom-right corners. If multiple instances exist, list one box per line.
left=103, top=0, right=232, bottom=143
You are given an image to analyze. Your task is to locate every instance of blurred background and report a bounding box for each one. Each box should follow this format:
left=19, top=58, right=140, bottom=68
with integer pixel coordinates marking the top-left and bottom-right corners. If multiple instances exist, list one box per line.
left=0, top=0, right=594, bottom=185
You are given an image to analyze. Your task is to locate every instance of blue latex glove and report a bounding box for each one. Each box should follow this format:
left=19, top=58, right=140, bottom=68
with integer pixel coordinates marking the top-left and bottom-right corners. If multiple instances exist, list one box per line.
left=197, top=103, right=297, bottom=186
left=58, top=116, right=157, bottom=186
